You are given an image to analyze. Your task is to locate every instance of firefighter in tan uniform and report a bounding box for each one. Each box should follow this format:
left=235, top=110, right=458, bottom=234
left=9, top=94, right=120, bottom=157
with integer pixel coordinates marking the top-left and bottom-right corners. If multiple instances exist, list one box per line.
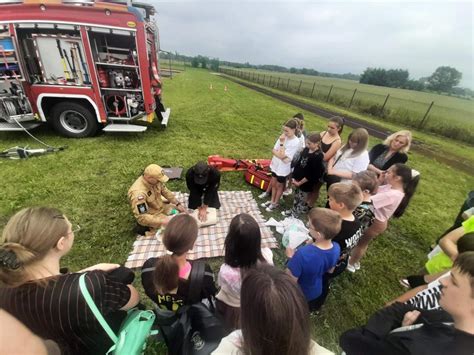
left=128, top=164, right=186, bottom=230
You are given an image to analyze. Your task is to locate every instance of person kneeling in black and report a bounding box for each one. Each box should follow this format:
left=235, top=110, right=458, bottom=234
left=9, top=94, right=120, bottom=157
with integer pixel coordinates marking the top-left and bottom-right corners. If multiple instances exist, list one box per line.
left=186, top=161, right=221, bottom=222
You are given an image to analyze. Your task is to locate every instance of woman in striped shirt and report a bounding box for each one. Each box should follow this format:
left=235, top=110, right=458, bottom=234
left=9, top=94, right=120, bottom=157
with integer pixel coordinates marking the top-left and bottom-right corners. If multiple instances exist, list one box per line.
left=0, top=207, right=139, bottom=354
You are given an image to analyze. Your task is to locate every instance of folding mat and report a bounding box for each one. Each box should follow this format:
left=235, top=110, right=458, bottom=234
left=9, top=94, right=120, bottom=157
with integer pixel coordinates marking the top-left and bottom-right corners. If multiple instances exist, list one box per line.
left=125, top=191, right=279, bottom=269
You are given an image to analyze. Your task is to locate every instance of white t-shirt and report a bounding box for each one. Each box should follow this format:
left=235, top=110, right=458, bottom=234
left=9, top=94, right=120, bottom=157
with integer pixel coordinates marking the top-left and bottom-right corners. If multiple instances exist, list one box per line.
left=212, top=330, right=334, bottom=355
left=298, top=134, right=306, bottom=149
left=333, top=149, right=370, bottom=182
left=270, top=136, right=300, bottom=177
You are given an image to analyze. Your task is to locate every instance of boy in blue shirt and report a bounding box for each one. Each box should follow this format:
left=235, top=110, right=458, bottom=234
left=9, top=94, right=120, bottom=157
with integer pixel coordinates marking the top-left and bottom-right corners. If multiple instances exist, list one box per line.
left=286, top=208, right=342, bottom=311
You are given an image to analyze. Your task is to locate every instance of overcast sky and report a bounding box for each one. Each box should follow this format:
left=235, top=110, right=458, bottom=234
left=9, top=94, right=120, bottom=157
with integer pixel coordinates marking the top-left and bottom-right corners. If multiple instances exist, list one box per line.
left=146, top=0, right=473, bottom=88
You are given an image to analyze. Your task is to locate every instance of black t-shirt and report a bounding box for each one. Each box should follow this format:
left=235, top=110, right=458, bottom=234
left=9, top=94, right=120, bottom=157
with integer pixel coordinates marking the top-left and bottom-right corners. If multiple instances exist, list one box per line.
left=0, top=271, right=131, bottom=354
left=332, top=218, right=363, bottom=274
left=292, top=148, right=325, bottom=192
left=141, top=258, right=217, bottom=311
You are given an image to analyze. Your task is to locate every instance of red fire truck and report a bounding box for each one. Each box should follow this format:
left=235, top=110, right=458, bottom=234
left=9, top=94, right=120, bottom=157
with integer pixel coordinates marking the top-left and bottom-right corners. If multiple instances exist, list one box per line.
left=0, top=0, right=170, bottom=137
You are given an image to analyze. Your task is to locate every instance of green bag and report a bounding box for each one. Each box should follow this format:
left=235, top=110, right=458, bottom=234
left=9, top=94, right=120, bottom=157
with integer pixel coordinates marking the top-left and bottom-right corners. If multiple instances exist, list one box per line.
left=79, top=274, right=157, bottom=355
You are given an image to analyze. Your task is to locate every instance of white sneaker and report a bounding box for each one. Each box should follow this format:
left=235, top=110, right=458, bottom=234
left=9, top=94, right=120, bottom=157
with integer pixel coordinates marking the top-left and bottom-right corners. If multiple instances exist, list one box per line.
left=282, top=188, right=293, bottom=196
left=258, top=191, right=269, bottom=199
left=281, top=210, right=292, bottom=217
left=261, top=201, right=272, bottom=208
left=265, top=203, right=279, bottom=212
left=347, top=262, right=360, bottom=273
left=346, top=263, right=357, bottom=273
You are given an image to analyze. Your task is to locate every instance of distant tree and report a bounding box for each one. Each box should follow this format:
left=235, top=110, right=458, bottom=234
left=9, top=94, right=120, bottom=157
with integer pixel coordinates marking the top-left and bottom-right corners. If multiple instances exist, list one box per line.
left=360, top=67, right=409, bottom=88
left=427, top=66, right=462, bottom=92
left=403, top=79, right=425, bottom=91
left=360, top=68, right=388, bottom=86
left=191, top=56, right=200, bottom=68
left=209, top=58, right=220, bottom=71
left=199, top=56, right=208, bottom=69
left=386, top=69, right=409, bottom=88
left=289, top=67, right=297, bottom=73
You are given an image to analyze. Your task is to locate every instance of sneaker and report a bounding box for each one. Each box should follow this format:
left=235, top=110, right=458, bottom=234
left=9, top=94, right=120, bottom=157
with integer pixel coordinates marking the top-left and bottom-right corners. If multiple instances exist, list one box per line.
left=282, top=188, right=293, bottom=196
left=353, top=262, right=361, bottom=270
left=346, top=263, right=356, bottom=273
left=261, top=201, right=272, bottom=208
left=399, top=279, right=410, bottom=289
left=265, top=203, right=279, bottom=212
left=258, top=191, right=269, bottom=199
left=281, top=210, right=292, bottom=217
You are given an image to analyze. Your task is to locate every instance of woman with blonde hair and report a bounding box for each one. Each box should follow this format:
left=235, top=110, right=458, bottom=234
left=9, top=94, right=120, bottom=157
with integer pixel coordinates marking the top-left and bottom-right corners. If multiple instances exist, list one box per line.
left=368, top=130, right=412, bottom=176
left=0, top=207, right=139, bottom=354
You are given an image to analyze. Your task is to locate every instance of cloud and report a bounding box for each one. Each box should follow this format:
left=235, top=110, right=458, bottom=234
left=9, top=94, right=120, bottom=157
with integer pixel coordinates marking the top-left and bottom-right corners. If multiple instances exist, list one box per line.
left=148, top=1, right=473, bottom=87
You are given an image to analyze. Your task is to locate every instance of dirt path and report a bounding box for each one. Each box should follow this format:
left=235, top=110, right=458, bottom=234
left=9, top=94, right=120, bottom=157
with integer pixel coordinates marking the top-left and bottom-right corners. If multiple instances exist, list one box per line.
left=223, top=75, right=473, bottom=176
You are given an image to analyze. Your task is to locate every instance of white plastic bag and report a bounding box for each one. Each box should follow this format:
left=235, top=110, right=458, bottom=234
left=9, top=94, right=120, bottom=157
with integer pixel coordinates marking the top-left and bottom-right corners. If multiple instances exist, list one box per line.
left=281, top=218, right=311, bottom=249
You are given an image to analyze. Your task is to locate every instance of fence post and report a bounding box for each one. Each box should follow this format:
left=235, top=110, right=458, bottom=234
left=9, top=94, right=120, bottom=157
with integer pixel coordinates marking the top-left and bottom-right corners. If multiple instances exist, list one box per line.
left=297, top=80, right=303, bottom=94
left=269, top=76, right=272, bottom=86
left=277, top=77, right=280, bottom=88
left=310, top=82, right=316, bottom=98
left=263, top=74, right=266, bottom=85
left=349, top=89, right=357, bottom=108
left=380, top=94, right=390, bottom=113
left=326, top=85, right=334, bottom=102
left=419, top=101, right=435, bottom=128
left=287, top=78, right=290, bottom=90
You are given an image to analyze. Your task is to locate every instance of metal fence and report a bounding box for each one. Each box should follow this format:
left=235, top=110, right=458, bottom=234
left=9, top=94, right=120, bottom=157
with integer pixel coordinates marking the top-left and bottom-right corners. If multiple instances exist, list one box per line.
left=220, top=68, right=473, bottom=144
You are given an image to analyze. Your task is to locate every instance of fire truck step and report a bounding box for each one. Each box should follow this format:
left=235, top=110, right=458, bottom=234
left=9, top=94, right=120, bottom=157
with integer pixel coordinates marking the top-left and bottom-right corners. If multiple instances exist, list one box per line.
left=102, top=124, right=147, bottom=133
left=161, top=108, right=171, bottom=127
left=0, top=122, right=42, bottom=131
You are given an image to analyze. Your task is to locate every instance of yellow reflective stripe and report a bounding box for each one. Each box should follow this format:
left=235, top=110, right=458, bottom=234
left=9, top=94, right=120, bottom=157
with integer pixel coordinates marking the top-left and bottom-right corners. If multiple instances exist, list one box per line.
left=250, top=175, right=255, bottom=184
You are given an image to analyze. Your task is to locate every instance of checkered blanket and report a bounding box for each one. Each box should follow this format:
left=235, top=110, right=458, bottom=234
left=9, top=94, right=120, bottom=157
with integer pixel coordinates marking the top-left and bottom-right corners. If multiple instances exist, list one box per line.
left=125, top=191, right=278, bottom=269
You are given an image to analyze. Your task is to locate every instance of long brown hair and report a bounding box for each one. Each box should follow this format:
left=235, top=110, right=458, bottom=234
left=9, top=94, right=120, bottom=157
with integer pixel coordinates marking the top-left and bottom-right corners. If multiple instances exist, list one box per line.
left=392, top=164, right=420, bottom=218
left=340, top=128, right=369, bottom=157
left=153, top=214, right=198, bottom=293
left=329, top=116, right=344, bottom=134
left=240, top=265, right=312, bottom=355
left=0, top=207, right=69, bottom=287
left=224, top=213, right=265, bottom=269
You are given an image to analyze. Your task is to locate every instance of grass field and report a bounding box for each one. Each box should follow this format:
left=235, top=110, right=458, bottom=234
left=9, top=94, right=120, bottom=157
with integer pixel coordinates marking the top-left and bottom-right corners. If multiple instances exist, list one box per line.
left=220, top=71, right=474, bottom=171
left=221, top=67, right=474, bottom=144
left=1, top=68, right=473, bottom=353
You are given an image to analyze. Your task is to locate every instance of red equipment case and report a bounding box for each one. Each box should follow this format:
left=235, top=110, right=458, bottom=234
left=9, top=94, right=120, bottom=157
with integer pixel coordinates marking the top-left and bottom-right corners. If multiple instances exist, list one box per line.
left=245, top=164, right=272, bottom=191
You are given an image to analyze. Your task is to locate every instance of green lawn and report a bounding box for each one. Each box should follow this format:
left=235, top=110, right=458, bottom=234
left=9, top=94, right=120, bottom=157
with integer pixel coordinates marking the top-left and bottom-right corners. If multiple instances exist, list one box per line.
left=1, top=68, right=473, bottom=353
left=222, top=67, right=474, bottom=144
left=220, top=70, right=474, bottom=170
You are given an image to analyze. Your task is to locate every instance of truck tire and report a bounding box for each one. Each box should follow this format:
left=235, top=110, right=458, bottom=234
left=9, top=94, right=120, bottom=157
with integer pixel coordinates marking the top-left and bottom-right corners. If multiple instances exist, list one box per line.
left=50, top=102, right=100, bottom=138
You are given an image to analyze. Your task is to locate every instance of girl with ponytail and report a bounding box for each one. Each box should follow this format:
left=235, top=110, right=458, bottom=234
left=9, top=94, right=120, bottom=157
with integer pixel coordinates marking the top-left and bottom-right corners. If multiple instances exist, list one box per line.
left=348, top=164, right=420, bottom=272
left=141, top=214, right=216, bottom=311
left=0, top=207, right=139, bottom=354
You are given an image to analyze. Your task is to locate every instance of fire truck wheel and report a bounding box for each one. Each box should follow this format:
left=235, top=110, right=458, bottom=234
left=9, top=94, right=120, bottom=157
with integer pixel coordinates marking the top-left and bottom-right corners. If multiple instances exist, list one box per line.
left=50, top=102, right=99, bottom=138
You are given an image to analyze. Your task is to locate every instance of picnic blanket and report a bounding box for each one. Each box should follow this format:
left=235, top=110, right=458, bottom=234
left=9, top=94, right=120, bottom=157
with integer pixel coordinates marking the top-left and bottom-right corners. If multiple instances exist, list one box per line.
left=125, top=191, right=278, bottom=269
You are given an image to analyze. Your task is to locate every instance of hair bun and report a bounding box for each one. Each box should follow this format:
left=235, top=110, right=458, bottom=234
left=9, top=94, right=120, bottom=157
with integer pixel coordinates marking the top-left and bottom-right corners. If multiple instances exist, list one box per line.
left=0, top=248, right=21, bottom=270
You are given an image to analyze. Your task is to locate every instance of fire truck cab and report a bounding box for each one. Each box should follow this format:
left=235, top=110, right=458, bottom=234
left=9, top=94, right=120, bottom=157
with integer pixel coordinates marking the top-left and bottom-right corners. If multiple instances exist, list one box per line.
left=0, top=0, right=170, bottom=137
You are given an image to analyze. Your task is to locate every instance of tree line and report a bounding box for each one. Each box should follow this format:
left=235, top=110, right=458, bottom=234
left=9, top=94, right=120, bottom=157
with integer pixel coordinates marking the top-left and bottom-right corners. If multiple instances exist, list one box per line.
left=359, top=66, right=468, bottom=95
left=159, top=51, right=472, bottom=97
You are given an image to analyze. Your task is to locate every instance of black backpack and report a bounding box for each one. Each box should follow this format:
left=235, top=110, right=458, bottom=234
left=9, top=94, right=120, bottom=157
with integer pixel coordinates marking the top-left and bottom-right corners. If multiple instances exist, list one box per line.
left=155, top=261, right=225, bottom=355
